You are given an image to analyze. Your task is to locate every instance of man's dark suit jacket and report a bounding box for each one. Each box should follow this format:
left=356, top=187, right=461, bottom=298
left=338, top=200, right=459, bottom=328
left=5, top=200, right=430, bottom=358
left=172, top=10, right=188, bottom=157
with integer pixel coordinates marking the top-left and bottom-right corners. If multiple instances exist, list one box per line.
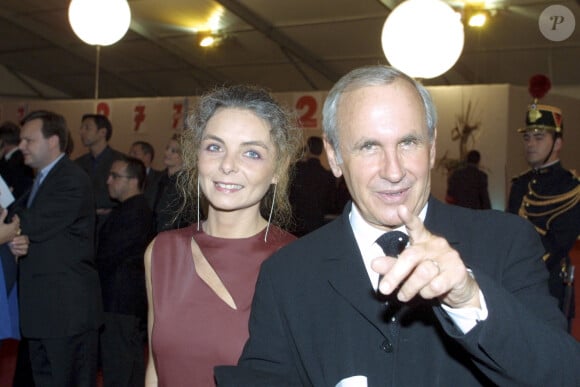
left=215, top=197, right=580, bottom=386
left=0, top=149, right=34, bottom=200
left=446, top=164, right=491, bottom=209
left=289, top=158, right=336, bottom=236
left=12, top=156, right=103, bottom=338
left=143, top=168, right=163, bottom=210
left=96, top=194, right=154, bottom=320
left=153, top=170, right=189, bottom=233
left=75, top=146, right=125, bottom=212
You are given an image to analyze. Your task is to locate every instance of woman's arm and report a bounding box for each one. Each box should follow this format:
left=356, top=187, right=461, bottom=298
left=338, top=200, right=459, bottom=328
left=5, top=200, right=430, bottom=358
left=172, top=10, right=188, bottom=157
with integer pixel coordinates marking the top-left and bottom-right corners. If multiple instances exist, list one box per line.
left=144, top=239, right=158, bottom=386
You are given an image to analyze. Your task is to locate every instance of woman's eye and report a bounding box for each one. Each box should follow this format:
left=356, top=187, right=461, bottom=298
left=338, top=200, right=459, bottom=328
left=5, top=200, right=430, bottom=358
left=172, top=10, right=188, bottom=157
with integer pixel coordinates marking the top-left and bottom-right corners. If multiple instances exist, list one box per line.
left=207, top=144, right=220, bottom=152
left=245, top=150, right=261, bottom=159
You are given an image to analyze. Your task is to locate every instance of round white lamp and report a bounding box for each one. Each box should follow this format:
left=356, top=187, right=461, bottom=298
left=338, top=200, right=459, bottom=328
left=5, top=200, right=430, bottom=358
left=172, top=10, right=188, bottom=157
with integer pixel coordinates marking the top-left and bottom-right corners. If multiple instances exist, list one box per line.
left=381, top=0, right=464, bottom=79
left=68, top=0, right=131, bottom=46
left=68, top=0, right=131, bottom=98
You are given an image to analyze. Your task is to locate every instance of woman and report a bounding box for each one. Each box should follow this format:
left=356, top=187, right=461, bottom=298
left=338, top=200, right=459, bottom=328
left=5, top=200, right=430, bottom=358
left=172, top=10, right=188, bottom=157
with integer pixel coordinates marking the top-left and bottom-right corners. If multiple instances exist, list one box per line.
left=145, top=85, right=302, bottom=386
left=0, top=209, right=25, bottom=342
left=152, top=133, right=189, bottom=233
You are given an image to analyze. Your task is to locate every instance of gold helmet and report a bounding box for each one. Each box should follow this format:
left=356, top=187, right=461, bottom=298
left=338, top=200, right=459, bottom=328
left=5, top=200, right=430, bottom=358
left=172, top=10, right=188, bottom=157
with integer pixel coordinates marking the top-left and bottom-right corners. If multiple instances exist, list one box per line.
left=518, top=74, right=563, bottom=137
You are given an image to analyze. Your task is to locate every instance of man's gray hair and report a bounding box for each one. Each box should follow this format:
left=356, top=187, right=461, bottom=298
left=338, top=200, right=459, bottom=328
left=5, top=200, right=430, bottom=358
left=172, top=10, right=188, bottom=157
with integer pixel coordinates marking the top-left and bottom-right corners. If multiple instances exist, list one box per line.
left=322, top=65, right=437, bottom=163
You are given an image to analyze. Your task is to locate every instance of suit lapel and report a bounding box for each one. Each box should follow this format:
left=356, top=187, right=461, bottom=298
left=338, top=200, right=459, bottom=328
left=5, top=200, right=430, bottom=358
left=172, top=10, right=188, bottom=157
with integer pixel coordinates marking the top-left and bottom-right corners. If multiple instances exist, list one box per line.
left=424, top=196, right=462, bottom=248
left=28, top=156, right=67, bottom=208
left=324, top=198, right=461, bottom=339
left=323, top=205, right=391, bottom=338
left=10, top=187, right=30, bottom=213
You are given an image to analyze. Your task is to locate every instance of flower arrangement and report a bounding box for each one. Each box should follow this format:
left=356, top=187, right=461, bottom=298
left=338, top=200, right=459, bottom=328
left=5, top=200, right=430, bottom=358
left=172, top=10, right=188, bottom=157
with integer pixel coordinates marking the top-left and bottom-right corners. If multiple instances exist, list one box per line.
left=436, top=100, right=481, bottom=175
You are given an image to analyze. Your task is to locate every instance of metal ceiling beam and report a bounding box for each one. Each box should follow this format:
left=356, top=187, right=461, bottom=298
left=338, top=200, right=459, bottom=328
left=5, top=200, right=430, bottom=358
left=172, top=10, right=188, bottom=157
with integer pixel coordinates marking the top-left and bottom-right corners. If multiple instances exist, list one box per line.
left=215, top=0, right=341, bottom=85
left=375, top=0, right=397, bottom=11
left=129, top=20, right=229, bottom=89
left=3, top=64, right=49, bottom=99
left=0, top=6, right=150, bottom=98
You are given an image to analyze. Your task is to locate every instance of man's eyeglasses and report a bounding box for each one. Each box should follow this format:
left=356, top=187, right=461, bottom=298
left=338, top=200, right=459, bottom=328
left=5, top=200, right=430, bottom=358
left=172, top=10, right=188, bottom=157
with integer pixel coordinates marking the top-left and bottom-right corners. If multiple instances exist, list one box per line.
left=108, top=172, right=134, bottom=179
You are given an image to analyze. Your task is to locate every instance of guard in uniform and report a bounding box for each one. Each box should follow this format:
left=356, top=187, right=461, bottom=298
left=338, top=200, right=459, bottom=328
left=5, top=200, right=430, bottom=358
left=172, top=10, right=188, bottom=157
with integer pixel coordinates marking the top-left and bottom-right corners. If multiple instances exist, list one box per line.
left=507, top=101, right=580, bottom=328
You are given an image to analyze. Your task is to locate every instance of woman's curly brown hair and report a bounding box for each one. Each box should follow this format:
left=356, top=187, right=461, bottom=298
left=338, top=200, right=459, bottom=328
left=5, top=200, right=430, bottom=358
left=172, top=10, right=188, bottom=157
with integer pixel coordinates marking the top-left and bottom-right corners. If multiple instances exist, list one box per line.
left=176, top=85, right=303, bottom=229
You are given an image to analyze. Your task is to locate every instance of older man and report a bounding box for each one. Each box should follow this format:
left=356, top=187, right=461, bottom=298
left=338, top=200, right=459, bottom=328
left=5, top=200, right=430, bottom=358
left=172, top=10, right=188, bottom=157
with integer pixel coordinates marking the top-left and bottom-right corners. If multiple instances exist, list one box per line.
left=215, top=66, right=580, bottom=386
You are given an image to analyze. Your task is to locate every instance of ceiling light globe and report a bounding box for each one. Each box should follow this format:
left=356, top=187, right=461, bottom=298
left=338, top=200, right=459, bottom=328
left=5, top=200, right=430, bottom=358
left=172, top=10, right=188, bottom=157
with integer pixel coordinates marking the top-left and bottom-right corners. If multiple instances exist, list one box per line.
left=68, top=0, right=131, bottom=46
left=381, top=0, right=464, bottom=79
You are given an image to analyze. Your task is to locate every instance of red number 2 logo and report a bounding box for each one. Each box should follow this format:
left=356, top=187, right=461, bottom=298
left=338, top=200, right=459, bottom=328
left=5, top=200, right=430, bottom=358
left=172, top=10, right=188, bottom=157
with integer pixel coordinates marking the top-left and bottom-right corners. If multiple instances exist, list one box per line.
left=295, top=95, right=317, bottom=128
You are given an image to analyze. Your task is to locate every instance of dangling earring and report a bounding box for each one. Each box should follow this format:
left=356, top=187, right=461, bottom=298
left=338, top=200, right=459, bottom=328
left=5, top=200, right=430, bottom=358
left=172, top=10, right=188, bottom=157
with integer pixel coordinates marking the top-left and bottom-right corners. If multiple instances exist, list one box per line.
left=196, top=177, right=201, bottom=231
left=264, top=183, right=276, bottom=242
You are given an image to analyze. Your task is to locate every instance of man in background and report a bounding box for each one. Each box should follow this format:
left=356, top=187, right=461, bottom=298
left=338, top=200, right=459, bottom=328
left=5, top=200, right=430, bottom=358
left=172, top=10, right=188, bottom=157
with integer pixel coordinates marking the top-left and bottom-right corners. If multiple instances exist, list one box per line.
left=129, top=140, right=162, bottom=209
left=507, top=103, right=580, bottom=327
left=446, top=149, right=491, bottom=209
left=97, top=156, right=154, bottom=387
left=289, top=136, right=336, bottom=236
left=13, top=110, right=102, bottom=386
left=75, top=114, right=125, bottom=230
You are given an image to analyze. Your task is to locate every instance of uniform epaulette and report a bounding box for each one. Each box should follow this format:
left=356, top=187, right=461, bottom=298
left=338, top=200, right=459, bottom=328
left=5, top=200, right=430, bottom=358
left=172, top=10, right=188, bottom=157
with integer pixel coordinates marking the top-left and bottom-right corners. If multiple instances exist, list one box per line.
left=560, top=168, right=579, bottom=182
left=511, top=169, right=532, bottom=182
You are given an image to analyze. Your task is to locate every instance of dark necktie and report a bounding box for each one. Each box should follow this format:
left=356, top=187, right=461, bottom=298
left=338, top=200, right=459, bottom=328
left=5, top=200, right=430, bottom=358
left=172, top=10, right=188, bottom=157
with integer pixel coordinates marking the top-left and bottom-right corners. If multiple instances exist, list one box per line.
left=376, top=230, right=408, bottom=257
left=375, top=231, right=409, bottom=350
left=375, top=230, right=409, bottom=293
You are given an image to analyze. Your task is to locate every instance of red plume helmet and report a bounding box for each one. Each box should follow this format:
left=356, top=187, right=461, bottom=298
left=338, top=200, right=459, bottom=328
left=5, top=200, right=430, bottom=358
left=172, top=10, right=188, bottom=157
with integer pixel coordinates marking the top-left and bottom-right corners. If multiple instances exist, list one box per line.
left=521, top=74, right=562, bottom=136
left=528, top=74, right=551, bottom=101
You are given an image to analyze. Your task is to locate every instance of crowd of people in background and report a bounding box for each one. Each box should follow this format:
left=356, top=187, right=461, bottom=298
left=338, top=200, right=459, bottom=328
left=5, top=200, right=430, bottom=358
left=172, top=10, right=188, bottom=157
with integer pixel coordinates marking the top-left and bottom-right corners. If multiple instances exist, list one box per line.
left=0, top=64, right=578, bottom=387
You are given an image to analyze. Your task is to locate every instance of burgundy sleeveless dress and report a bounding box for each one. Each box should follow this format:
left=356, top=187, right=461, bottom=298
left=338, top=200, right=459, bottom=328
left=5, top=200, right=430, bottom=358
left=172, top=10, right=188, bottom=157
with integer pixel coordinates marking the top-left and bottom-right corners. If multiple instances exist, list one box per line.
left=151, top=224, right=295, bottom=386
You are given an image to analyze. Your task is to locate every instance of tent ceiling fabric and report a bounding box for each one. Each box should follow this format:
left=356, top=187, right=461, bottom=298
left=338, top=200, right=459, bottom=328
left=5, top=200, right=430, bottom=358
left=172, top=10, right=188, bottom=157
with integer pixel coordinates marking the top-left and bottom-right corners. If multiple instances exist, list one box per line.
left=0, top=0, right=579, bottom=99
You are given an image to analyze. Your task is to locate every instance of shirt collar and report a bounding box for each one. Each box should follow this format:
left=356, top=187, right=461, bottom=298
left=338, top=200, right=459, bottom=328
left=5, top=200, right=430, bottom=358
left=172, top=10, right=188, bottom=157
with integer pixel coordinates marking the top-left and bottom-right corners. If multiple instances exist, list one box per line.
left=534, top=158, right=560, bottom=170
left=38, top=153, right=65, bottom=183
left=348, top=201, right=428, bottom=287
left=349, top=201, right=428, bottom=248
left=4, top=147, right=18, bottom=160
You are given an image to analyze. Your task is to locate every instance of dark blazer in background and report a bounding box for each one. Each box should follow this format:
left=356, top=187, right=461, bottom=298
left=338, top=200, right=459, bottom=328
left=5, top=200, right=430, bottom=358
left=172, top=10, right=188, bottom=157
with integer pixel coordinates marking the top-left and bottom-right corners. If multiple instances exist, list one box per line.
left=0, top=149, right=34, bottom=200
left=289, top=157, right=336, bottom=236
left=143, top=167, right=163, bottom=210
left=446, top=164, right=491, bottom=209
left=153, top=170, right=189, bottom=233
left=96, top=194, right=154, bottom=319
left=216, top=197, right=579, bottom=386
left=12, top=156, right=103, bottom=338
left=75, top=146, right=125, bottom=212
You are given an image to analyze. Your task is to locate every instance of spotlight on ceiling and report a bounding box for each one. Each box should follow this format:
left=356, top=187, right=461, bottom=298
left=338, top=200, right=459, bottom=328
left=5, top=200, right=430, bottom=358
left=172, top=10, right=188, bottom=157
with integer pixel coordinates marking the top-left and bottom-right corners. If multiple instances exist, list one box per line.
left=467, top=10, right=488, bottom=27
left=198, top=32, right=223, bottom=48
